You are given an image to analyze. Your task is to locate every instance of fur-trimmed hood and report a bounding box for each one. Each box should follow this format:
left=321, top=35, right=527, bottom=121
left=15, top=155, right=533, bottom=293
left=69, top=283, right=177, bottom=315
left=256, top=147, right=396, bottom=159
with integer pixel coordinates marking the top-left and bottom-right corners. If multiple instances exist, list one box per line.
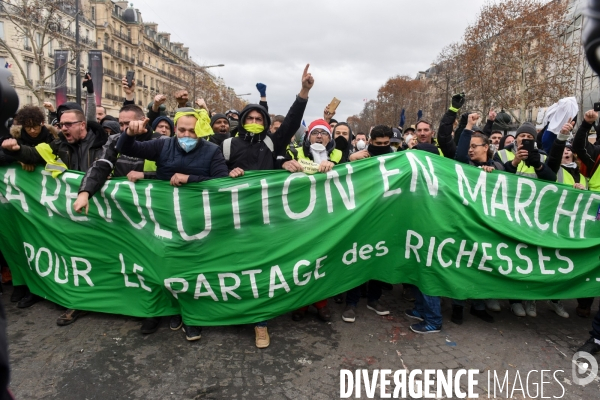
left=10, top=124, right=59, bottom=141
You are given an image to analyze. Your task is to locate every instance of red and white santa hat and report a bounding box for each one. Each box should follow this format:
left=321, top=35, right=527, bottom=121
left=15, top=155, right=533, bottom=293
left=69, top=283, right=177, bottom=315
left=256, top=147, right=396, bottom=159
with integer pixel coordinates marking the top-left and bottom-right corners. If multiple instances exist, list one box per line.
left=307, top=119, right=332, bottom=138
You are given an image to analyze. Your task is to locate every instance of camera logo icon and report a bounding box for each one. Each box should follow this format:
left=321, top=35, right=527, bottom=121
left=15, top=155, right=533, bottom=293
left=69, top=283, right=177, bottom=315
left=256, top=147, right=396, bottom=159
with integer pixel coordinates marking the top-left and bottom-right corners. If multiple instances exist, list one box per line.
left=572, top=351, right=599, bottom=386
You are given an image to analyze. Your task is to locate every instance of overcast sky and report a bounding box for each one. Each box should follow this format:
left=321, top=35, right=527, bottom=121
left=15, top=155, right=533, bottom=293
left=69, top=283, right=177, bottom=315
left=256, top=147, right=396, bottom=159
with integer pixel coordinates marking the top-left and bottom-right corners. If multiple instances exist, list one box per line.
left=136, top=0, right=484, bottom=123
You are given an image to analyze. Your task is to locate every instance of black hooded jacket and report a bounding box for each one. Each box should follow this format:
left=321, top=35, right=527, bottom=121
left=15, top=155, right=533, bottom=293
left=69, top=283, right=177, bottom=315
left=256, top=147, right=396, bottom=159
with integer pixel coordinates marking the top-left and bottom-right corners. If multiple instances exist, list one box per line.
left=225, top=96, right=307, bottom=171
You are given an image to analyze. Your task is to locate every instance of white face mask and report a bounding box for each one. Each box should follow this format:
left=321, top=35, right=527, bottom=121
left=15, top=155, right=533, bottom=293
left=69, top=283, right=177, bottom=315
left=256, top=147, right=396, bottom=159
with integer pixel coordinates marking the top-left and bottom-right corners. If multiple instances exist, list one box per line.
left=356, top=139, right=366, bottom=150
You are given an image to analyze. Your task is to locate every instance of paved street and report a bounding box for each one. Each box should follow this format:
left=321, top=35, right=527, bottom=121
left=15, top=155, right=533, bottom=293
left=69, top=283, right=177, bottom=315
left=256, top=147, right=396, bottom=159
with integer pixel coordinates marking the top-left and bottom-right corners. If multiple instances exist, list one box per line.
left=4, top=284, right=599, bottom=399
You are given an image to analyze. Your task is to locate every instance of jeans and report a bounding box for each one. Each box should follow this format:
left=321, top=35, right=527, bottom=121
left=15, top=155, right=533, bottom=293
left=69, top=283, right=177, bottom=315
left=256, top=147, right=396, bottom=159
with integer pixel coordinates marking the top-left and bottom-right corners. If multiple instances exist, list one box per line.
left=255, top=321, right=267, bottom=327
left=452, top=299, right=485, bottom=311
left=346, top=280, right=382, bottom=306
left=412, top=286, right=442, bottom=327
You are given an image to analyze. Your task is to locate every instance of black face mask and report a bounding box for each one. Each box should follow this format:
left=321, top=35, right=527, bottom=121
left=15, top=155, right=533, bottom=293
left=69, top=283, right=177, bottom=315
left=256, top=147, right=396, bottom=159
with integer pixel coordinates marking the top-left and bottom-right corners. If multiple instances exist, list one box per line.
left=335, top=135, right=348, bottom=151
left=368, top=144, right=392, bottom=156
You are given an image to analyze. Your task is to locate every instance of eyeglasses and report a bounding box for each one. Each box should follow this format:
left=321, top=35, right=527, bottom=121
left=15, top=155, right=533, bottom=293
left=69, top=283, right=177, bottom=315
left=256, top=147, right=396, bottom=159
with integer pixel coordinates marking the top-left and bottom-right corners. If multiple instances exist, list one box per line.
left=58, top=121, right=83, bottom=129
left=469, top=144, right=487, bottom=149
left=310, top=130, right=329, bottom=136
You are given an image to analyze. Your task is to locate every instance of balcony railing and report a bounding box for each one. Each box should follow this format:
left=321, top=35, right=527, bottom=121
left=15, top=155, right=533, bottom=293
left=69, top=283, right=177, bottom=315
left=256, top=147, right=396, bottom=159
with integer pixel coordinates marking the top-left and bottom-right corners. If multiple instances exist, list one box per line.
left=103, top=68, right=121, bottom=80
left=113, top=30, right=132, bottom=44
left=103, top=46, right=134, bottom=64
left=23, top=45, right=32, bottom=52
left=106, top=93, right=121, bottom=101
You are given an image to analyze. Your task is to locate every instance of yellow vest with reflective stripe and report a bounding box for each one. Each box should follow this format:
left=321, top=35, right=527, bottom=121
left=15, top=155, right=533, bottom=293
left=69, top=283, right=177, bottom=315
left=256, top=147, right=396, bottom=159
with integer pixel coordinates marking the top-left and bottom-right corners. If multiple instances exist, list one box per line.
left=496, top=149, right=547, bottom=179
left=143, top=160, right=157, bottom=172
left=556, top=167, right=587, bottom=189
left=292, top=147, right=343, bottom=164
left=589, top=167, right=600, bottom=192
left=35, top=143, right=67, bottom=178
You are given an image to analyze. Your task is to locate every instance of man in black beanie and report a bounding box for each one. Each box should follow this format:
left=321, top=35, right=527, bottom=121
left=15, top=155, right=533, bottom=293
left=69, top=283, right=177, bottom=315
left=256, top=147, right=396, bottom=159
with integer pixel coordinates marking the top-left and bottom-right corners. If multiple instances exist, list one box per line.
left=208, top=113, right=230, bottom=146
left=496, top=122, right=556, bottom=181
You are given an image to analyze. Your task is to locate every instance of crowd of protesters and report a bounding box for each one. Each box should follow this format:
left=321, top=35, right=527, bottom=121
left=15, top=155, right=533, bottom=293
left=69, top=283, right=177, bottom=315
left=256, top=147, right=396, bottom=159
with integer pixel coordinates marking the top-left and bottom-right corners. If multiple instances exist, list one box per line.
left=0, top=67, right=599, bottom=356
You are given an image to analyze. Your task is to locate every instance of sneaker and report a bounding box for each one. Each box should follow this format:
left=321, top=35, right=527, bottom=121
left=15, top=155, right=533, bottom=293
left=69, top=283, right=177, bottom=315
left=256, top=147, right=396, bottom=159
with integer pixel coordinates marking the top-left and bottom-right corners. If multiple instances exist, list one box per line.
left=577, top=337, right=600, bottom=354
left=17, top=293, right=40, bottom=308
left=10, top=285, right=27, bottom=303
left=140, top=317, right=160, bottom=334
left=485, top=299, right=501, bottom=312
left=451, top=305, right=463, bottom=325
left=367, top=301, right=390, bottom=316
left=410, top=322, right=441, bottom=334
left=525, top=301, right=537, bottom=317
left=404, top=309, right=424, bottom=322
left=470, top=307, right=494, bottom=323
left=547, top=301, right=569, bottom=318
left=342, top=305, right=357, bottom=323
left=169, top=315, right=182, bottom=331
left=317, top=306, right=332, bottom=321
left=56, top=309, right=88, bottom=326
left=511, top=303, right=526, bottom=317
left=255, top=326, right=270, bottom=348
left=182, top=325, right=202, bottom=341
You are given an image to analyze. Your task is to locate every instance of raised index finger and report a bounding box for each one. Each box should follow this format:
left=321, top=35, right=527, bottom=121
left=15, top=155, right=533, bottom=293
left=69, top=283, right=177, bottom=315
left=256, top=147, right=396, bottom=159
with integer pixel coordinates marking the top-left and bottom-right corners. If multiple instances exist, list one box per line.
left=303, top=64, right=310, bottom=76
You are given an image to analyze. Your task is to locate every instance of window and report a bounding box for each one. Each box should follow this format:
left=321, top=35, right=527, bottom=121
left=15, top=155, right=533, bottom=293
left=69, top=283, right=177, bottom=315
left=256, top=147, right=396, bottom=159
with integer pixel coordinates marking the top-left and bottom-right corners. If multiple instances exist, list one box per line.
left=0, top=58, right=5, bottom=68
left=70, top=74, right=75, bottom=89
left=26, top=96, right=33, bottom=105
left=36, top=33, right=41, bottom=47
left=0, top=22, right=4, bottom=40
left=25, top=62, right=32, bottom=79
left=91, top=7, right=95, bottom=21
left=48, top=39, right=53, bottom=55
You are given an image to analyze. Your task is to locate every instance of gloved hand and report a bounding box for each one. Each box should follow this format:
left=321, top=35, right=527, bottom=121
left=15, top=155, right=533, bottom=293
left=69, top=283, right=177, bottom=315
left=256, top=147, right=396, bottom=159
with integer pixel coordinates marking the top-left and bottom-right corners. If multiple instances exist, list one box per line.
left=82, top=73, right=94, bottom=94
left=525, top=149, right=542, bottom=169
left=449, top=92, right=465, bottom=112
left=256, top=83, right=267, bottom=97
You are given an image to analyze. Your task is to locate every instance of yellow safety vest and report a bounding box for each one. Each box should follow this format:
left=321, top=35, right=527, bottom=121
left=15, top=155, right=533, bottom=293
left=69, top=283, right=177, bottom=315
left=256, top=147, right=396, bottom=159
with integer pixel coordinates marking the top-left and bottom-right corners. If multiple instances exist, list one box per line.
left=588, top=167, right=600, bottom=192
left=496, top=149, right=547, bottom=179
left=556, top=167, right=587, bottom=189
left=35, top=143, right=67, bottom=178
left=143, top=160, right=157, bottom=172
left=288, top=147, right=343, bottom=164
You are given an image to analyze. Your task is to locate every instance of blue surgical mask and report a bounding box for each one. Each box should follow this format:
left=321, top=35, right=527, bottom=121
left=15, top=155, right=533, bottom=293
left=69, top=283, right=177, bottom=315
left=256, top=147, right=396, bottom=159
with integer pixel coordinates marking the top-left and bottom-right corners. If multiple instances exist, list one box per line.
left=178, top=137, right=198, bottom=152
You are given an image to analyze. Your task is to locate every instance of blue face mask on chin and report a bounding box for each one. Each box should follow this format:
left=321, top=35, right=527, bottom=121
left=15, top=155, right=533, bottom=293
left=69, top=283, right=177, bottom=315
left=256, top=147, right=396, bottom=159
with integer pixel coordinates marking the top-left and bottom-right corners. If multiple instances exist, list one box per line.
left=178, top=136, right=198, bottom=152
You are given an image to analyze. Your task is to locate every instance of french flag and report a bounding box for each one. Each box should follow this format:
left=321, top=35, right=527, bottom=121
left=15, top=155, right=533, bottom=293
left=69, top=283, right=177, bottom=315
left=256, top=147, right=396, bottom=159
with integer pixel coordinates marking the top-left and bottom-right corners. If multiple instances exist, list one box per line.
left=4, top=62, right=11, bottom=69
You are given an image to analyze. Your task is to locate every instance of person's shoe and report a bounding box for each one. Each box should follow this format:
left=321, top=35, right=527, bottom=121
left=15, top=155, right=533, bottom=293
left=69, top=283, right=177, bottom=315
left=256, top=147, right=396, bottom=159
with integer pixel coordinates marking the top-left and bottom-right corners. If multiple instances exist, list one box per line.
left=56, top=309, right=88, bottom=326
left=404, top=309, right=424, bottom=322
left=333, top=294, right=344, bottom=304
left=17, top=293, right=40, bottom=308
left=140, top=317, right=160, bottom=334
left=342, top=305, right=357, bottom=323
left=525, top=301, right=537, bottom=317
left=380, top=282, right=393, bottom=291
left=547, top=301, right=569, bottom=318
left=576, top=306, right=591, bottom=318
left=451, top=305, right=463, bottom=325
left=485, top=299, right=501, bottom=312
left=182, top=325, right=202, bottom=341
left=169, top=315, right=183, bottom=331
left=511, top=303, right=526, bottom=317
left=402, top=288, right=415, bottom=302
left=255, top=326, right=270, bottom=348
left=292, top=309, right=306, bottom=321
left=410, top=322, right=441, bottom=334
left=10, top=285, right=27, bottom=303
left=577, top=337, right=600, bottom=354
left=367, top=301, right=390, bottom=316
left=317, top=306, right=332, bottom=321
left=470, top=307, right=494, bottom=323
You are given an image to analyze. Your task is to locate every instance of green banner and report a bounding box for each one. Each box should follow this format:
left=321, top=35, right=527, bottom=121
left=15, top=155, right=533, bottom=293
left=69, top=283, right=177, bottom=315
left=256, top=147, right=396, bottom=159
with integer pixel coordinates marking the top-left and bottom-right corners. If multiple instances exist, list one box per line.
left=1, top=151, right=599, bottom=326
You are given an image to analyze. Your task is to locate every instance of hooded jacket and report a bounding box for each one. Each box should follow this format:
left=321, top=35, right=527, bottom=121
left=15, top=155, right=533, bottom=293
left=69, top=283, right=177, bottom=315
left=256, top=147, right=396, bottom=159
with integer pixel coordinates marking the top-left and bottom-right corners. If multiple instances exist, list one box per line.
left=5, top=120, right=108, bottom=172
left=225, top=96, right=307, bottom=171
left=151, top=116, right=174, bottom=138
left=0, top=124, right=58, bottom=166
